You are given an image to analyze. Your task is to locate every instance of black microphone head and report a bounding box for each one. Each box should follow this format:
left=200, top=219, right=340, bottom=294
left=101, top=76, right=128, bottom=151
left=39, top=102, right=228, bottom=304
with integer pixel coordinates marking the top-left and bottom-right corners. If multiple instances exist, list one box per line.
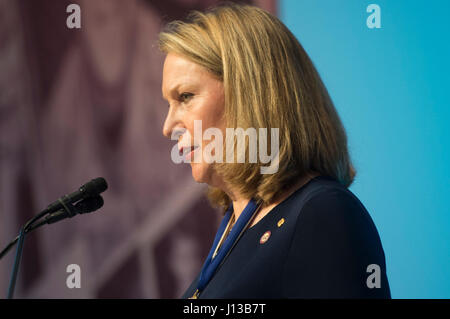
left=75, top=196, right=104, bottom=214
left=80, top=177, right=108, bottom=197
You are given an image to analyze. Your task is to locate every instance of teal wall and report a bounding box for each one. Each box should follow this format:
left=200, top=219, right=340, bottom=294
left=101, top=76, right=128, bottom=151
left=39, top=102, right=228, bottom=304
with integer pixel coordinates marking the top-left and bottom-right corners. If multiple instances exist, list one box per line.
left=279, top=0, right=450, bottom=298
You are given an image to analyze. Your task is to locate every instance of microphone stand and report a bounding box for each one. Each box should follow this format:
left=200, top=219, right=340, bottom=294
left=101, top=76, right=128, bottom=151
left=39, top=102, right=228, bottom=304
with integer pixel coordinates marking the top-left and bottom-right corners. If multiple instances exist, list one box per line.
left=6, top=207, right=53, bottom=299
left=0, top=220, right=48, bottom=260
left=7, top=227, right=26, bottom=299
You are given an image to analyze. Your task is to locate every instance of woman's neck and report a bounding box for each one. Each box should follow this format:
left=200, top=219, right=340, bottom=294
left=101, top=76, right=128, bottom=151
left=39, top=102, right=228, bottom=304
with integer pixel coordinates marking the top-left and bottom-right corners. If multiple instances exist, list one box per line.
left=231, top=197, right=252, bottom=221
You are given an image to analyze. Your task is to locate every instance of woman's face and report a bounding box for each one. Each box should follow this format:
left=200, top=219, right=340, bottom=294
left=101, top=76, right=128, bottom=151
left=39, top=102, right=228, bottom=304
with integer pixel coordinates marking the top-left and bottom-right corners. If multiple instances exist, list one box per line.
left=162, top=53, right=225, bottom=185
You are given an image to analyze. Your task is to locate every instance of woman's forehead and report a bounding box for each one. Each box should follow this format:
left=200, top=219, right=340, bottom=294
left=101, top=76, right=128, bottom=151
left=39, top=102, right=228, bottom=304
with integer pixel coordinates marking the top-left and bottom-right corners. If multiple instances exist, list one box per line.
left=163, top=53, right=205, bottom=76
left=162, top=53, right=219, bottom=97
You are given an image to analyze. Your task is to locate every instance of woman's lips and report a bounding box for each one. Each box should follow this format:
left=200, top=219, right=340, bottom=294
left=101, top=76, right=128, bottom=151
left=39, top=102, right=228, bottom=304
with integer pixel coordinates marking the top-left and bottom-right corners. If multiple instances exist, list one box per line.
left=180, top=145, right=200, bottom=161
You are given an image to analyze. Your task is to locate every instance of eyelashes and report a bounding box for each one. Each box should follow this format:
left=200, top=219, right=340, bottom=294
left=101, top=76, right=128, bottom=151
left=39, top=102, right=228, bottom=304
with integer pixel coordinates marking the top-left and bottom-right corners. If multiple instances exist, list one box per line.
left=179, top=92, right=194, bottom=102
left=166, top=92, right=194, bottom=108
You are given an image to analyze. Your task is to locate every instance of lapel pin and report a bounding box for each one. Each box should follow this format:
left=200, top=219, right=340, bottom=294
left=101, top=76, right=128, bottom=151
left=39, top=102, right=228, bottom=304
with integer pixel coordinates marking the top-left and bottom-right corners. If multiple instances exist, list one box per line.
left=277, top=218, right=285, bottom=228
left=260, top=231, right=271, bottom=244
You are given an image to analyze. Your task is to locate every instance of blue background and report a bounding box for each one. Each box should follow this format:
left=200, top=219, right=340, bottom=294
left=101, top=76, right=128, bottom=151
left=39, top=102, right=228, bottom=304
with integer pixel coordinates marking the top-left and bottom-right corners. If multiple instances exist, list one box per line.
left=279, top=0, right=450, bottom=298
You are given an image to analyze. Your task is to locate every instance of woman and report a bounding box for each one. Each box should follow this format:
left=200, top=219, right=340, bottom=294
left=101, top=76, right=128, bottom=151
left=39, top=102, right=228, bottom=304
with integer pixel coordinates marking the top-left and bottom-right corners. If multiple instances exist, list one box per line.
left=159, top=4, right=390, bottom=298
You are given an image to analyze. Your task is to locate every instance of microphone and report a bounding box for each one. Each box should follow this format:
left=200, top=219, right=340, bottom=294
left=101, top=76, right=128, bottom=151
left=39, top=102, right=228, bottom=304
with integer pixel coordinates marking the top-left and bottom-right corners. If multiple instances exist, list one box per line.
left=1, top=178, right=108, bottom=259
left=43, top=177, right=107, bottom=216
left=3, top=177, right=108, bottom=298
left=39, top=196, right=104, bottom=225
left=0, top=196, right=105, bottom=260
left=1, top=196, right=105, bottom=261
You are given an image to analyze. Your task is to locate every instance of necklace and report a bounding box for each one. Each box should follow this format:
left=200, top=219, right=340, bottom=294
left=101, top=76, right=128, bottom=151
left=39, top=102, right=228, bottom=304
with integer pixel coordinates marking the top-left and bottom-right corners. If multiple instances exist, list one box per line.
left=212, top=213, right=235, bottom=259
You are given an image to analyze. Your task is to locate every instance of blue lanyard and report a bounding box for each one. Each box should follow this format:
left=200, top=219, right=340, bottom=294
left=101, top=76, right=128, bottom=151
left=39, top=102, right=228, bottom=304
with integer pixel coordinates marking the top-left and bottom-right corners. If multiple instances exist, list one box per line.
left=194, top=198, right=260, bottom=297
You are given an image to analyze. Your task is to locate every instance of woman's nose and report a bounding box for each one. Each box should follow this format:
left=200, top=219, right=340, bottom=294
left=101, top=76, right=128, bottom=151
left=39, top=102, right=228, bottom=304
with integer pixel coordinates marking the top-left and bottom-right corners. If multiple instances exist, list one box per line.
left=162, top=107, right=176, bottom=138
left=163, top=107, right=187, bottom=141
left=162, top=119, right=171, bottom=138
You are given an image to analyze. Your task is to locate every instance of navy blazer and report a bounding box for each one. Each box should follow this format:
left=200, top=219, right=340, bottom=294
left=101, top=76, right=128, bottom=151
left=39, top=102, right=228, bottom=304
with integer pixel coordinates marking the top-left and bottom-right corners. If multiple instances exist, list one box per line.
left=182, top=176, right=391, bottom=298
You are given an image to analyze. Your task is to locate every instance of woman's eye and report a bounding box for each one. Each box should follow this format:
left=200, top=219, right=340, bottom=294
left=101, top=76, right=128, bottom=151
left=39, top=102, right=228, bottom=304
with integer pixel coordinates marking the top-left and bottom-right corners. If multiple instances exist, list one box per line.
left=180, top=92, right=194, bottom=102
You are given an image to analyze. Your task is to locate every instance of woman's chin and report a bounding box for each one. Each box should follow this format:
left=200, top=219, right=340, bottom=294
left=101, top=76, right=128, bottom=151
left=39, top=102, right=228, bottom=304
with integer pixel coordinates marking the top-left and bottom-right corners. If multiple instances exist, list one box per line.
left=190, top=162, right=212, bottom=184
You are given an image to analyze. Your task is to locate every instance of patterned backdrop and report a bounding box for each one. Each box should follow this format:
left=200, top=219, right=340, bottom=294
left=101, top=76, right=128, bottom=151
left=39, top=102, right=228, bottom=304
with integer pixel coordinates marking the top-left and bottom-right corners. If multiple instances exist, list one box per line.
left=0, top=0, right=276, bottom=298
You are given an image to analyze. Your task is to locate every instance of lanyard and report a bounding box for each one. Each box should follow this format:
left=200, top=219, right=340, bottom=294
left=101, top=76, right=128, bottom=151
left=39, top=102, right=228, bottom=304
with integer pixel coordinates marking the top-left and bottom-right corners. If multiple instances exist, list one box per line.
left=191, top=198, right=261, bottom=299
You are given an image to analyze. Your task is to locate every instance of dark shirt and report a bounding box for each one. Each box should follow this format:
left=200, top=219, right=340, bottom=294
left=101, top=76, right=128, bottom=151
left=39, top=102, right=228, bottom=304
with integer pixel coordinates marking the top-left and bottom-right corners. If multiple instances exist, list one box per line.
left=182, top=176, right=391, bottom=298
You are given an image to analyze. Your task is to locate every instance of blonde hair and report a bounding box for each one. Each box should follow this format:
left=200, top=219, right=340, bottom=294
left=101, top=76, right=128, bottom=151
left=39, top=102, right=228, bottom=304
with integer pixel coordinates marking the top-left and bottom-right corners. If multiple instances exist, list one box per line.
left=159, top=3, right=356, bottom=210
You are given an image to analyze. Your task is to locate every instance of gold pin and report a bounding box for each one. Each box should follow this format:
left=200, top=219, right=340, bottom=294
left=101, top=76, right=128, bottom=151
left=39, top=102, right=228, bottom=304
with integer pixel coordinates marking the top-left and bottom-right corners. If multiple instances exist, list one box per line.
left=190, top=289, right=199, bottom=299
left=259, top=231, right=271, bottom=244
left=277, top=218, right=285, bottom=228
